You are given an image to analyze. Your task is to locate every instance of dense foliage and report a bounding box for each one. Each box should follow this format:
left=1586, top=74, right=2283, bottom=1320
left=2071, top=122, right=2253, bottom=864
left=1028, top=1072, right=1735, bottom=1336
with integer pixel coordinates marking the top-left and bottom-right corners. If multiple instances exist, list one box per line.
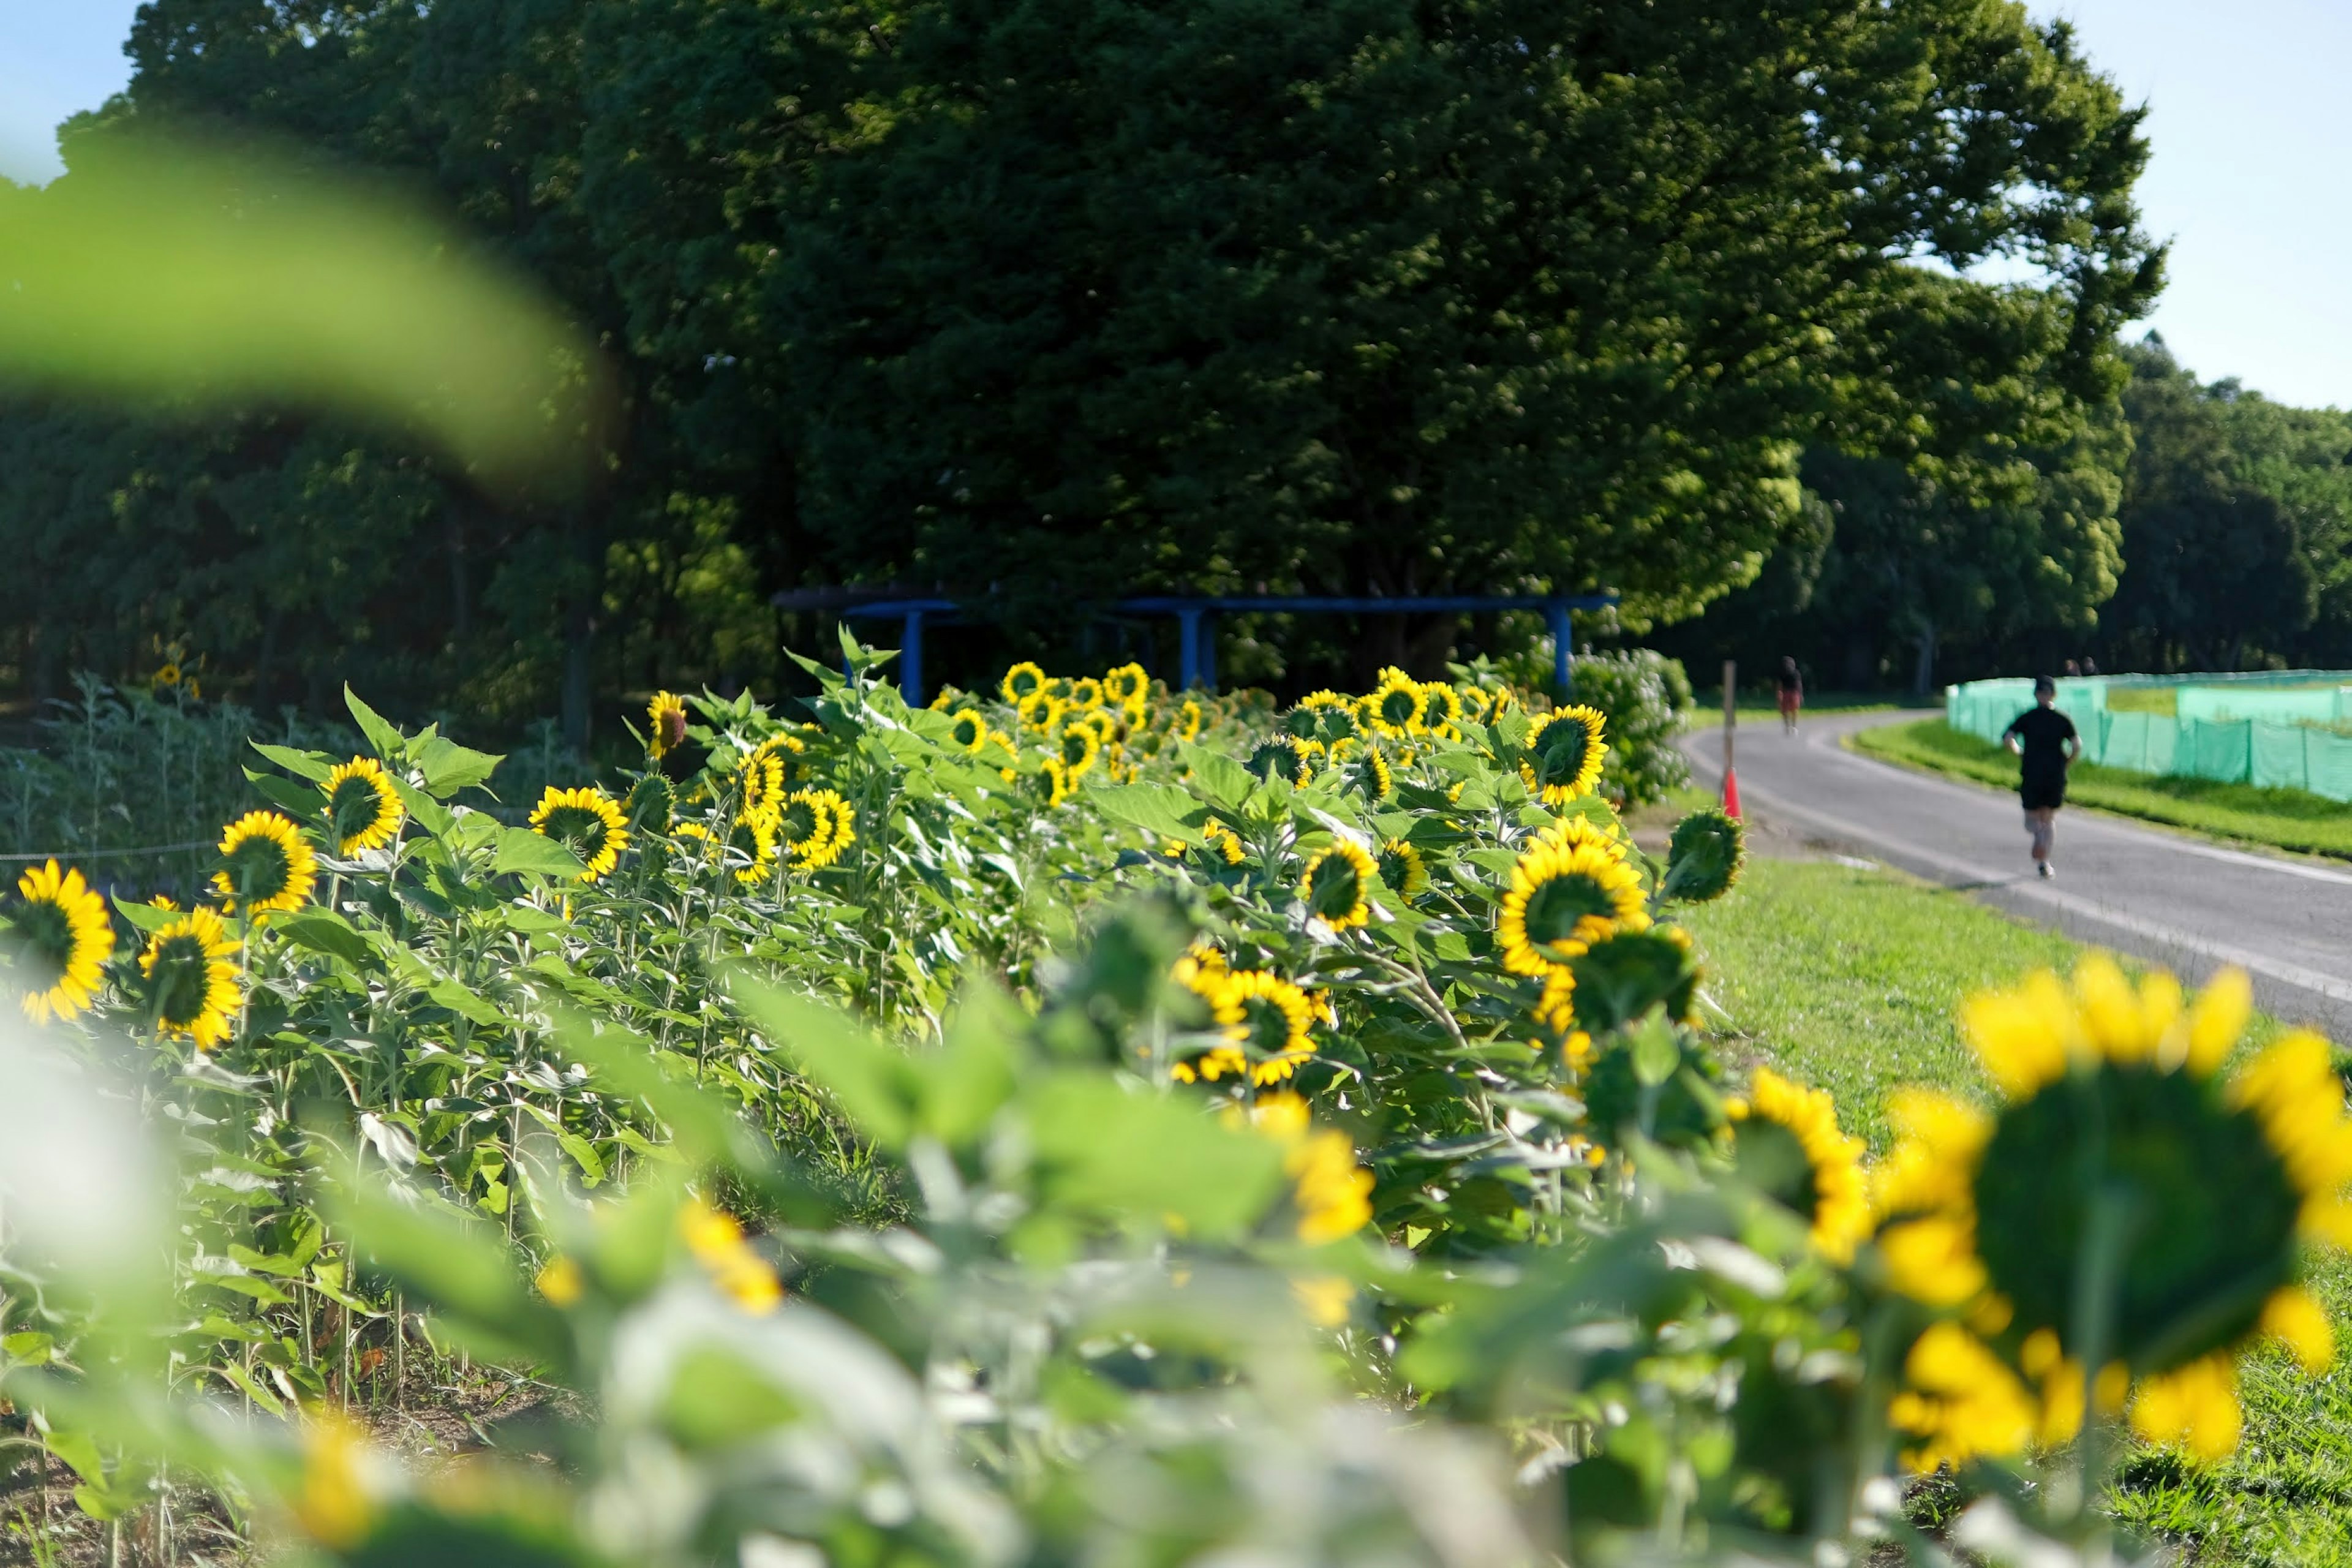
left=0, top=0, right=2155, bottom=727
left=1, top=645, right=2345, bottom=1567
left=1675, top=339, right=2352, bottom=690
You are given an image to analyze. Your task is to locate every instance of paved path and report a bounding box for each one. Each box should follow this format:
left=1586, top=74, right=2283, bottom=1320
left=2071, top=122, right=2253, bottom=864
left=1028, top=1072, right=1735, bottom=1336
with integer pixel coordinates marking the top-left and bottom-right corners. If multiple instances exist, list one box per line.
left=1679, top=710, right=2352, bottom=1037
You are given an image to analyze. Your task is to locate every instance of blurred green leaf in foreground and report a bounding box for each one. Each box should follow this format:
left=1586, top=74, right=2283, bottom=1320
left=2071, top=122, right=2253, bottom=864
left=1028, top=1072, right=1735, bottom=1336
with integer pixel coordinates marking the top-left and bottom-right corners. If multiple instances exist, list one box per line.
left=0, top=132, right=609, bottom=494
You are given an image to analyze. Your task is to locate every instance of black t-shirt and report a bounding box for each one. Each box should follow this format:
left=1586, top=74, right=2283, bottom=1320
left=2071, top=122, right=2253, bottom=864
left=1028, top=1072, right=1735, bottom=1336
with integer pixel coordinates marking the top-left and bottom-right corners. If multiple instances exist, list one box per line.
left=2002, top=706, right=2078, bottom=778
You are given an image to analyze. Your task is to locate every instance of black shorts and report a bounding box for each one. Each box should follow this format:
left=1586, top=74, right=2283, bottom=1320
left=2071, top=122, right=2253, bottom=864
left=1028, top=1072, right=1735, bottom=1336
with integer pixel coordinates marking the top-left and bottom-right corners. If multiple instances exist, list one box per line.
left=2021, top=774, right=2066, bottom=811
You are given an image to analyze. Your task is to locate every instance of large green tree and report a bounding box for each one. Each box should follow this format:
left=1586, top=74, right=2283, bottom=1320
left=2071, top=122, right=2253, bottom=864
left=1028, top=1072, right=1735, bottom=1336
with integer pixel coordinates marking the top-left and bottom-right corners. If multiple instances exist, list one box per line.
left=0, top=0, right=2158, bottom=715
left=579, top=0, right=2156, bottom=665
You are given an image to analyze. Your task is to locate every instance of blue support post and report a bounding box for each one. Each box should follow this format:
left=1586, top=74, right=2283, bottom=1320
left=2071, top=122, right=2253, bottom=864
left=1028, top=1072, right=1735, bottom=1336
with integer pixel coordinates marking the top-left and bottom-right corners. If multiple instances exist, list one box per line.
left=900, top=609, right=925, bottom=706
left=1177, top=608, right=1205, bottom=690
left=1199, top=611, right=1218, bottom=693
left=1547, top=600, right=1574, bottom=694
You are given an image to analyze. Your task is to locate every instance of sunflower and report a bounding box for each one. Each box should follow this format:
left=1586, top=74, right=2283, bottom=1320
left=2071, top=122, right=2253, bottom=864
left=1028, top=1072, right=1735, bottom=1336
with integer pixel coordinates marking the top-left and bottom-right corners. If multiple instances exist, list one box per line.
left=1377, top=838, right=1428, bottom=900
left=323, top=757, right=404, bottom=857
left=1421, top=682, right=1465, bottom=734
left=1224, top=969, right=1318, bottom=1085
left=1246, top=736, right=1315, bottom=787
left=734, top=748, right=788, bottom=824
left=9, top=860, right=112, bottom=1024
left=1183, top=818, right=1246, bottom=867
left=1016, top=691, right=1064, bottom=732
left=679, top=1198, right=784, bottom=1315
left=1068, top=676, right=1106, bottom=710
left=213, top=811, right=318, bottom=917
left=141, top=906, right=241, bottom=1051
left=1335, top=745, right=1392, bottom=802
left=1174, top=698, right=1204, bottom=744
left=647, top=691, right=690, bottom=760
left=1496, top=839, right=1649, bottom=978
left=1520, top=705, right=1609, bottom=806
left=1104, top=663, right=1150, bottom=706
left=1365, top=668, right=1427, bottom=738
left=1056, top=722, right=1102, bottom=777
left=529, top=786, right=631, bottom=882
left=1727, top=1067, right=1871, bottom=1264
left=774, top=788, right=854, bottom=872
left=1040, top=758, right=1074, bottom=808
left=1001, top=662, right=1049, bottom=704
left=1877, top=959, right=2351, bottom=1467
left=753, top=730, right=810, bottom=787
left=1300, top=842, right=1375, bottom=932
left=1171, top=951, right=1250, bottom=1084
left=1660, top=807, right=1745, bottom=903
left=946, top=710, right=989, bottom=756
left=1457, top=685, right=1494, bottom=725
left=1240, top=1093, right=1374, bottom=1243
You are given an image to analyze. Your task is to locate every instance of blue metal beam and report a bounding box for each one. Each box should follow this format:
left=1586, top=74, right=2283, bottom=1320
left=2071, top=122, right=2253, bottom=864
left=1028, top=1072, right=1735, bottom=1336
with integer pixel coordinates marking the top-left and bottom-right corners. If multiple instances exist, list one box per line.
left=827, top=592, right=1619, bottom=702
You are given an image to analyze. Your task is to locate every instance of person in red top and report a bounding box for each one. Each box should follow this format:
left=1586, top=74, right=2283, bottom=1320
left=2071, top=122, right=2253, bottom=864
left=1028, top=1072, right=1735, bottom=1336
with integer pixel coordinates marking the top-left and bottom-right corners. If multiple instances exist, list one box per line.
left=2002, top=676, right=2081, bottom=879
left=1776, top=657, right=1803, bottom=736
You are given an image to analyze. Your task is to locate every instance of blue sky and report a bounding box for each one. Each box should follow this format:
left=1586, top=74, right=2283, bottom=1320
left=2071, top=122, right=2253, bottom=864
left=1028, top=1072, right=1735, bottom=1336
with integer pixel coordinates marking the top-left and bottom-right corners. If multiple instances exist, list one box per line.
left=2, top=1, right=2347, bottom=408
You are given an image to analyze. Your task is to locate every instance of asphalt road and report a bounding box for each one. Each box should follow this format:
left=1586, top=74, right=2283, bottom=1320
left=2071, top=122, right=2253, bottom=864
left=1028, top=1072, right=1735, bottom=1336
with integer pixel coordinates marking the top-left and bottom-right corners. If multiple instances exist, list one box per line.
left=1679, top=709, right=2352, bottom=1038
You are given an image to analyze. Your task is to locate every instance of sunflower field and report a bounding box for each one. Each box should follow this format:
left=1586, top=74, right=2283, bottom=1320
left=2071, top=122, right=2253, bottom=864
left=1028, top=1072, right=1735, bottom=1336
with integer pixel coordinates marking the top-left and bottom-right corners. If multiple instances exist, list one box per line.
left=0, top=633, right=2346, bottom=1567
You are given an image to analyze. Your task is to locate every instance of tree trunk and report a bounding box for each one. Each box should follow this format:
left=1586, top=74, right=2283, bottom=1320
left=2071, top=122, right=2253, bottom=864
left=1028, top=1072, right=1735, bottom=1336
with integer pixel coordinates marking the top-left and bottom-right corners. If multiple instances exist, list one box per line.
left=1911, top=623, right=1937, bottom=694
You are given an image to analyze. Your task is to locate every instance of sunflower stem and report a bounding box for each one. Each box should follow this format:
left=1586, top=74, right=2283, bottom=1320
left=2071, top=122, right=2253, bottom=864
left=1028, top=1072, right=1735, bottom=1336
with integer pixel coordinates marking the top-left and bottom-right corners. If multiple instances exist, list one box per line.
left=2060, top=1181, right=2138, bottom=1536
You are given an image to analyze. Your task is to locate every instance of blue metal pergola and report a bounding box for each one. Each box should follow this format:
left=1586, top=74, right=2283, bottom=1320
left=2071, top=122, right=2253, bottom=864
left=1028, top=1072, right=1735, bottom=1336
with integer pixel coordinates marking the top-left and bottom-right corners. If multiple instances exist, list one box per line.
left=779, top=590, right=1619, bottom=704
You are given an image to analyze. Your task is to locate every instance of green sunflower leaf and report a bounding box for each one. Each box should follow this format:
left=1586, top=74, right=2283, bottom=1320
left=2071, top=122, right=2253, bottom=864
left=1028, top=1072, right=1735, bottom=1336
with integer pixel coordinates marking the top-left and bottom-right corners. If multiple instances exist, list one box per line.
left=268, top=910, right=377, bottom=967
left=345, top=686, right=409, bottom=762
left=250, top=741, right=331, bottom=783
left=492, top=827, right=587, bottom=878
left=241, top=766, right=324, bottom=818
left=418, top=736, right=505, bottom=798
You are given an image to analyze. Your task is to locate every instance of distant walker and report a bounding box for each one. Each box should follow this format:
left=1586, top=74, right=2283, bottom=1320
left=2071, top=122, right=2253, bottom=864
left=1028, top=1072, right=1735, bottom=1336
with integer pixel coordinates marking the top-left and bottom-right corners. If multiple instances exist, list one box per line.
left=2002, top=675, right=2081, bottom=879
left=1776, top=657, right=1803, bottom=736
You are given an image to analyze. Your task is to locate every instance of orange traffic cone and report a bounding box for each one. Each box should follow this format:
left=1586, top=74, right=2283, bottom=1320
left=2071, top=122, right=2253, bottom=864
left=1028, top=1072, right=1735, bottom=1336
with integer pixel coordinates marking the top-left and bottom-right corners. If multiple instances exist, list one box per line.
left=1722, top=767, right=1741, bottom=820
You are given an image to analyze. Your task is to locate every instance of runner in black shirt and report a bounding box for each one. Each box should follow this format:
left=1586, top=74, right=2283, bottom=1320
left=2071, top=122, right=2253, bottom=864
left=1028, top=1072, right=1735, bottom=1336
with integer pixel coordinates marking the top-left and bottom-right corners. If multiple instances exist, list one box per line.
left=2000, top=676, right=2081, bottom=879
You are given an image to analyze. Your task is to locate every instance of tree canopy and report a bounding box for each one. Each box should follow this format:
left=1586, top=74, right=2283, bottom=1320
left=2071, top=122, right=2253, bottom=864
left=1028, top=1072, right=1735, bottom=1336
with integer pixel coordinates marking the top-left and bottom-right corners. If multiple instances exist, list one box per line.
left=0, top=0, right=2158, bottom=728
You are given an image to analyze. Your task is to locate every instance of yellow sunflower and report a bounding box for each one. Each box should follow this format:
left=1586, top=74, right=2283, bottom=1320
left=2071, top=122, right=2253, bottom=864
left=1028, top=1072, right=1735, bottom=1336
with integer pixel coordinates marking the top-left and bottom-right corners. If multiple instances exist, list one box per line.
left=1171, top=950, right=1250, bottom=1084
left=1055, top=722, right=1102, bottom=777
left=1104, top=663, right=1150, bottom=706
left=141, top=906, right=241, bottom=1051
left=1520, top=705, right=1609, bottom=806
left=1299, top=842, right=1376, bottom=932
left=1174, top=698, right=1204, bottom=744
left=1001, top=661, right=1049, bottom=704
left=9, top=859, right=112, bottom=1024
left=213, top=811, right=318, bottom=917
left=529, top=786, right=631, bottom=882
left=677, top=812, right=777, bottom=884
left=1878, top=959, right=2351, bottom=1468
left=1496, top=839, right=1649, bottom=978
left=679, top=1197, right=784, bottom=1315
left=1242, top=1092, right=1375, bottom=1244
left=1365, top=668, right=1427, bottom=738
left=1068, top=676, right=1106, bottom=710
left=647, top=691, right=690, bottom=760
left=774, top=788, right=854, bottom=872
left=946, top=709, right=989, bottom=756
left=1016, top=691, right=1064, bottom=732
left=1727, top=1067, right=1871, bottom=1265
left=323, top=757, right=404, bottom=857
left=1225, top=969, right=1319, bottom=1085
left=1457, top=685, right=1494, bottom=724
left=1040, top=758, right=1074, bottom=808
left=754, top=730, right=810, bottom=787
left=734, top=748, right=788, bottom=824
left=1377, top=838, right=1428, bottom=900
left=1421, top=682, right=1465, bottom=733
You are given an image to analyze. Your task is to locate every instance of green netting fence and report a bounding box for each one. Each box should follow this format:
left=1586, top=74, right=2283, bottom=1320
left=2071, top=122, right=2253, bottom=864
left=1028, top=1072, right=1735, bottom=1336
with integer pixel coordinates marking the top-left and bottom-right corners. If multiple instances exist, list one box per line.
left=1945, top=671, right=2352, bottom=799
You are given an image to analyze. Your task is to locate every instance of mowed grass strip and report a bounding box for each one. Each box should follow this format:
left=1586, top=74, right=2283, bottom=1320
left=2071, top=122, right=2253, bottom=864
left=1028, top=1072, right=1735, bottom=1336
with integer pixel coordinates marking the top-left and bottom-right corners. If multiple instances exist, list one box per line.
left=1685, top=858, right=2352, bottom=1564
left=1853, top=716, right=2352, bottom=861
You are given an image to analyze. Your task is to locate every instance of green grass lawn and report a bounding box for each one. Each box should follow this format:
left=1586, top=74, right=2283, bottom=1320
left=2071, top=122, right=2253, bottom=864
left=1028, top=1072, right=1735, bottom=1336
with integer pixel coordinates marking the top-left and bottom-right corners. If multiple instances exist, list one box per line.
left=1687, top=858, right=2352, bottom=1562
left=1853, top=716, right=2352, bottom=861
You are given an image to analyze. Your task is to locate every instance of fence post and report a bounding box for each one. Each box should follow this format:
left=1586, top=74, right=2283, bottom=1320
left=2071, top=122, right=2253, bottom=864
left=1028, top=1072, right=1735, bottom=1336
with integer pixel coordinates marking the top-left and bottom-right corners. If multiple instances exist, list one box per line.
left=900, top=609, right=925, bottom=705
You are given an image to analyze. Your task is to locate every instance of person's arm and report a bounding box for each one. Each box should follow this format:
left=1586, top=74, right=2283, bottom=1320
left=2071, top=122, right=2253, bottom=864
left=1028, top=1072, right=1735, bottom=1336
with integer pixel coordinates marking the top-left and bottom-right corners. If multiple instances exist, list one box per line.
left=2002, top=718, right=2024, bottom=756
left=2063, top=717, right=2082, bottom=763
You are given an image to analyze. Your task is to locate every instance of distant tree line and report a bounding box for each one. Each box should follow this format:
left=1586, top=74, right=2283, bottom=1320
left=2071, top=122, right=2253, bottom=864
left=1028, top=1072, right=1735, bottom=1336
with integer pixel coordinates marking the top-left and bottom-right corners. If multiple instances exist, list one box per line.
left=1664, top=338, right=2352, bottom=692
left=0, top=0, right=2156, bottom=741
